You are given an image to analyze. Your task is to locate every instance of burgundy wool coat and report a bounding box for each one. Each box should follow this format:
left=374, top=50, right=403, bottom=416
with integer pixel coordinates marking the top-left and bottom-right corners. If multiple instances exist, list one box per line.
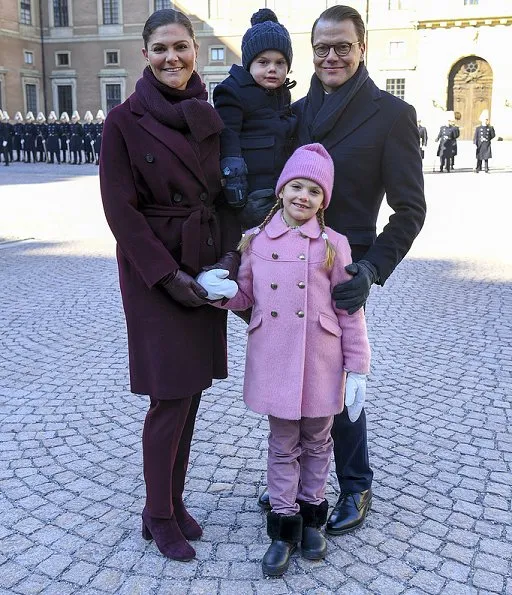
left=100, top=93, right=241, bottom=399
left=218, top=211, right=371, bottom=420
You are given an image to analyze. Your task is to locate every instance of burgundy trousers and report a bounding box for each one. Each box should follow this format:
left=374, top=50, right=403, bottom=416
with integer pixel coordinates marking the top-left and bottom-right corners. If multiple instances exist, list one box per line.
left=267, top=415, right=334, bottom=516
left=142, top=393, right=201, bottom=518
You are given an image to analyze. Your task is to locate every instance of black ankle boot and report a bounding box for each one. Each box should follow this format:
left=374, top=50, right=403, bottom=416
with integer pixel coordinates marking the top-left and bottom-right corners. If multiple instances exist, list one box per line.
left=298, top=499, right=328, bottom=560
left=262, top=512, right=302, bottom=577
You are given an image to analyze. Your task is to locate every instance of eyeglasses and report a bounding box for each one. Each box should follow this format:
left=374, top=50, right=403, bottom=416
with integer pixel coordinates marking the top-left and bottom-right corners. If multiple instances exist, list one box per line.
left=313, top=42, right=361, bottom=58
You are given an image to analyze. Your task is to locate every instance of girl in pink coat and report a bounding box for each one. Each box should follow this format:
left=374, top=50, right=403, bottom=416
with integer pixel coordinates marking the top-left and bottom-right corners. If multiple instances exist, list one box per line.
left=198, top=143, right=371, bottom=577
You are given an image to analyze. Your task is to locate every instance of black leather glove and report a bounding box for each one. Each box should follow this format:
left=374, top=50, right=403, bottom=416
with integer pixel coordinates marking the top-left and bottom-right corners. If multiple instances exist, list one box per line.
left=221, top=157, right=248, bottom=209
left=158, top=270, right=208, bottom=307
left=202, top=251, right=241, bottom=281
left=332, top=260, right=379, bottom=314
left=238, top=188, right=276, bottom=229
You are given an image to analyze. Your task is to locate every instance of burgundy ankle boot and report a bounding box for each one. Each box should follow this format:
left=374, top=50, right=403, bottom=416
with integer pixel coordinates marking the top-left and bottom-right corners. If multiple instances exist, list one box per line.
left=141, top=509, right=195, bottom=561
left=172, top=498, right=203, bottom=541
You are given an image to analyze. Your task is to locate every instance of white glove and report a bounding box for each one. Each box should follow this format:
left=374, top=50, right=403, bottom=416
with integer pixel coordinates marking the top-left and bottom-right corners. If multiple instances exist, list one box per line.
left=2, top=141, right=6, bottom=147
left=195, top=269, right=238, bottom=300
left=345, top=372, right=367, bottom=422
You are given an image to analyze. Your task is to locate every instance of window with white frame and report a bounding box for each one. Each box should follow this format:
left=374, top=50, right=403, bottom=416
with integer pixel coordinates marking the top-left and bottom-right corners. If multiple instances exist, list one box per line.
left=103, top=0, right=120, bottom=25
left=24, top=50, right=34, bottom=65
left=389, top=41, right=405, bottom=58
left=53, top=0, right=69, bottom=27
left=386, top=78, right=405, bottom=100
left=56, top=52, right=70, bottom=67
left=20, top=0, right=32, bottom=25
left=105, top=50, right=120, bottom=66
left=25, top=83, right=37, bottom=113
left=209, top=47, right=225, bottom=63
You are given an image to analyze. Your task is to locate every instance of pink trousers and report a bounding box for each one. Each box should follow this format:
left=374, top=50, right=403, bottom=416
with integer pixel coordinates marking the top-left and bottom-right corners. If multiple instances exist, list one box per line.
left=267, top=415, right=334, bottom=515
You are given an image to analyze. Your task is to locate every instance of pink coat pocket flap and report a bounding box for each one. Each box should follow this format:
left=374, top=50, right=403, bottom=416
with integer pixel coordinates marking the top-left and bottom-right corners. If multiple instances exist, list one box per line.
left=247, top=310, right=263, bottom=333
left=318, top=312, right=342, bottom=337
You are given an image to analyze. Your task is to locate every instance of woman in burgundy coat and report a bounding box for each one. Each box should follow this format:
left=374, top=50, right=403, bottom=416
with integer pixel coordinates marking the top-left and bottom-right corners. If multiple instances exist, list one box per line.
left=100, top=9, right=240, bottom=561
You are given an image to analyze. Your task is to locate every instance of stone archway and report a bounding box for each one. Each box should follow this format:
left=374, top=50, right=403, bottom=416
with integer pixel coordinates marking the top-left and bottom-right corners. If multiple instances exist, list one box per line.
left=448, top=57, right=493, bottom=140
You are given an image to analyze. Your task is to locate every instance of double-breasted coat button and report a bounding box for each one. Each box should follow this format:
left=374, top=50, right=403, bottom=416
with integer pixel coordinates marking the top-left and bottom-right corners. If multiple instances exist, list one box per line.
left=271, top=311, right=278, bottom=317
left=296, top=311, right=305, bottom=318
left=297, top=281, right=305, bottom=289
left=206, top=237, right=214, bottom=246
left=272, top=253, right=279, bottom=260
left=145, top=153, right=154, bottom=163
left=270, top=283, right=278, bottom=289
left=200, top=192, right=207, bottom=202
left=173, top=193, right=183, bottom=203
left=298, top=254, right=306, bottom=260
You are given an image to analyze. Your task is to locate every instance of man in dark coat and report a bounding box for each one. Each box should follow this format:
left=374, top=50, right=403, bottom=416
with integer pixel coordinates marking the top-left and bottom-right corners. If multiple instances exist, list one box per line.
left=258, top=5, right=426, bottom=537
left=46, top=111, right=61, bottom=164
left=13, top=112, right=25, bottom=161
left=474, top=115, right=495, bottom=173
left=23, top=112, right=37, bottom=163
left=417, top=120, right=427, bottom=159
left=449, top=120, right=460, bottom=170
left=435, top=119, right=457, bottom=172
left=0, top=111, right=14, bottom=166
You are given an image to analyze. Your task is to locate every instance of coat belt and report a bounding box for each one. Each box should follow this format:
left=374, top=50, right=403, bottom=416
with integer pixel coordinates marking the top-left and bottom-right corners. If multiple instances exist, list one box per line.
left=140, top=203, right=219, bottom=273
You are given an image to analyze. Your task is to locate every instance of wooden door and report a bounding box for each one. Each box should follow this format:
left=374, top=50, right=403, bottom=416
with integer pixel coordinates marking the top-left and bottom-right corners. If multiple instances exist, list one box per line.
left=448, top=57, right=493, bottom=140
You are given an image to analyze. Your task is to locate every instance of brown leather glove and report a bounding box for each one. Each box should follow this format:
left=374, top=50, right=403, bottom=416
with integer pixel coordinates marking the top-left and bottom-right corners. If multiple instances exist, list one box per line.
left=158, top=270, right=208, bottom=307
left=202, top=251, right=241, bottom=281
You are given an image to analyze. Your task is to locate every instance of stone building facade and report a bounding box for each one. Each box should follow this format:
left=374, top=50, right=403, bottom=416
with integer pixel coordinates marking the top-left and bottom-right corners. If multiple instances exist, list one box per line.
left=1, top=0, right=511, bottom=138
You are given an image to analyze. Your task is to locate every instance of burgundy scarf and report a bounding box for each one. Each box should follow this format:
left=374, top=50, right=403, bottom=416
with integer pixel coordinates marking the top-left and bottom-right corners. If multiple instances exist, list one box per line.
left=135, top=66, right=223, bottom=141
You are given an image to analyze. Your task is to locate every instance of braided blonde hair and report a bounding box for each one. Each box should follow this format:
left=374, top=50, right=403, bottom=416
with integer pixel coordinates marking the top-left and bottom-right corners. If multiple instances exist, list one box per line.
left=237, top=200, right=282, bottom=252
left=316, top=208, right=337, bottom=269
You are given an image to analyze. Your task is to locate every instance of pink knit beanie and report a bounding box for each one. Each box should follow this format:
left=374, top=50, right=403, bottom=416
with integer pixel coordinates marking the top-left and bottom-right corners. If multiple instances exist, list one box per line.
left=275, top=143, right=335, bottom=208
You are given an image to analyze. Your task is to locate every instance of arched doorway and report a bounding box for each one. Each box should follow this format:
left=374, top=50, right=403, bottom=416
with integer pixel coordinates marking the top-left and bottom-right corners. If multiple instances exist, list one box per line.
left=448, top=57, right=493, bottom=140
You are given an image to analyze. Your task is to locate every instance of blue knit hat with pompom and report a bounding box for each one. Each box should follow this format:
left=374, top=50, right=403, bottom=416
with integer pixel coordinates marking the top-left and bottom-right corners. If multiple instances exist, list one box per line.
left=241, top=8, right=292, bottom=71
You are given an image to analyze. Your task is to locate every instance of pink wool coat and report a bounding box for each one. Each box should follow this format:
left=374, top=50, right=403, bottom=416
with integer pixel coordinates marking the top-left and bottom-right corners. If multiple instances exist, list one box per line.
left=221, top=210, right=371, bottom=420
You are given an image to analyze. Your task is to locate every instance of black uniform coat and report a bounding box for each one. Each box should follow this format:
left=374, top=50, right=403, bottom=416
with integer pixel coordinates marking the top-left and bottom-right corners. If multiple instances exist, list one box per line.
left=213, top=64, right=296, bottom=194
left=474, top=125, right=495, bottom=160
left=435, top=125, right=457, bottom=158
left=293, top=72, right=425, bottom=283
left=100, top=93, right=240, bottom=400
left=13, top=123, right=24, bottom=151
left=23, top=122, right=37, bottom=151
left=0, top=122, right=14, bottom=150
left=69, top=122, right=84, bottom=151
left=46, top=123, right=61, bottom=152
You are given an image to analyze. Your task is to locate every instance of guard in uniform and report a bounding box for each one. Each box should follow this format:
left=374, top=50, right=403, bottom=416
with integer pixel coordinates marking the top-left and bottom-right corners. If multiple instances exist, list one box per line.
left=417, top=120, right=427, bottom=159
left=69, top=111, right=84, bottom=164
left=13, top=112, right=24, bottom=161
left=46, top=111, right=61, bottom=164
left=0, top=111, right=14, bottom=166
left=59, top=112, right=71, bottom=163
left=435, top=119, right=457, bottom=172
left=23, top=112, right=37, bottom=163
left=35, top=112, right=48, bottom=162
left=449, top=121, right=460, bottom=170
left=474, top=113, right=495, bottom=173
left=93, top=110, right=105, bottom=165
left=82, top=111, right=96, bottom=164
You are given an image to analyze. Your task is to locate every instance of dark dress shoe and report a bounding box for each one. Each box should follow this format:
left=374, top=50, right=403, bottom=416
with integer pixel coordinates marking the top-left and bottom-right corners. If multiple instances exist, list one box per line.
left=258, top=489, right=271, bottom=510
left=325, top=489, right=372, bottom=535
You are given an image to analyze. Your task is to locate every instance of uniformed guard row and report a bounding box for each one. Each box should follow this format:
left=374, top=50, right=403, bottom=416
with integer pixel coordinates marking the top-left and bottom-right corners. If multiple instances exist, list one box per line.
left=0, top=110, right=105, bottom=166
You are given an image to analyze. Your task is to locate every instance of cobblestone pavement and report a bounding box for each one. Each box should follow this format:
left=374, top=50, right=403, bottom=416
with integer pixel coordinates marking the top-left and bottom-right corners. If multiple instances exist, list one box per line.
left=0, top=162, right=511, bottom=595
